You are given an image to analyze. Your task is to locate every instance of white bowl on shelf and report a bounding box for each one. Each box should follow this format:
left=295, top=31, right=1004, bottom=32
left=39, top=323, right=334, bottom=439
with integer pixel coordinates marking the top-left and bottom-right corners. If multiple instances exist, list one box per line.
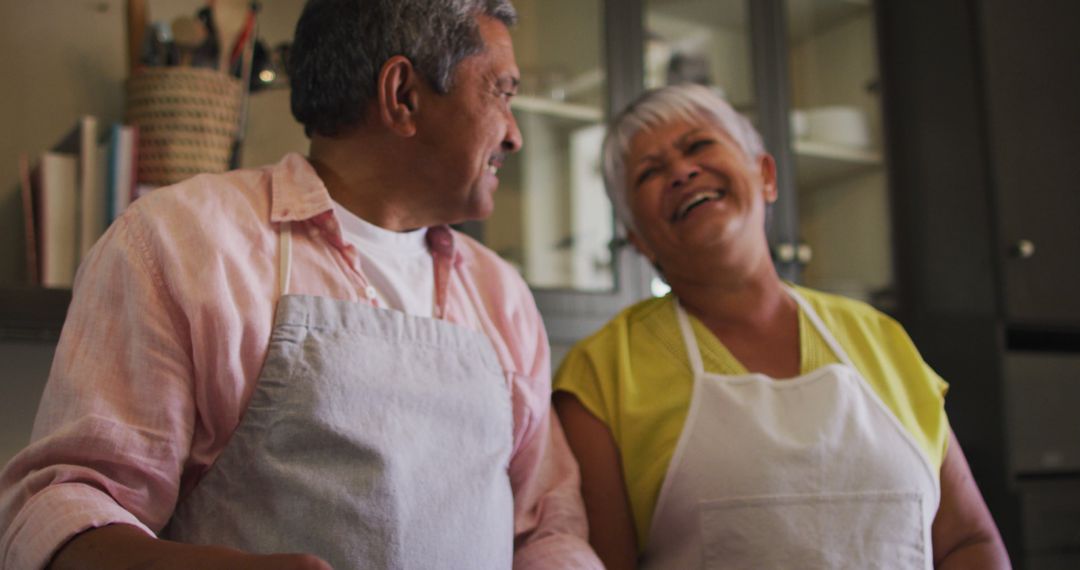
left=790, top=109, right=809, bottom=140
left=803, top=106, right=872, bottom=149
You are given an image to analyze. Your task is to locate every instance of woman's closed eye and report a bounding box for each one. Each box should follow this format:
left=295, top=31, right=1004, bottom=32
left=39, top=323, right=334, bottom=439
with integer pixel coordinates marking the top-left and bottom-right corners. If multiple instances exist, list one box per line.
left=685, top=139, right=714, bottom=154
left=636, top=167, right=659, bottom=186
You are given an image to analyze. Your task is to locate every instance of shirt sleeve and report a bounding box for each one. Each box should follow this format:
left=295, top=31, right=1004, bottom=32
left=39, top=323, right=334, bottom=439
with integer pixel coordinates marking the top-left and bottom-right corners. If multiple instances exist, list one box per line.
left=505, top=294, right=603, bottom=569
left=552, top=345, right=611, bottom=427
left=0, top=209, right=196, bottom=570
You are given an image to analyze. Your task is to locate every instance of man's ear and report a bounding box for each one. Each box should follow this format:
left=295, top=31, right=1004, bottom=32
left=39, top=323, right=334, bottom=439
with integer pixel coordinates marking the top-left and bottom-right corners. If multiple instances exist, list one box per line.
left=376, top=55, right=421, bottom=137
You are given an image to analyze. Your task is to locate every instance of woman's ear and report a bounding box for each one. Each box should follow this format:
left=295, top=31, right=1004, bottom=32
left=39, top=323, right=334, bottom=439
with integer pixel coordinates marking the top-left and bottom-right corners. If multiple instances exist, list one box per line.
left=759, top=153, right=778, bottom=204
left=627, top=231, right=657, bottom=265
left=376, top=55, right=421, bottom=137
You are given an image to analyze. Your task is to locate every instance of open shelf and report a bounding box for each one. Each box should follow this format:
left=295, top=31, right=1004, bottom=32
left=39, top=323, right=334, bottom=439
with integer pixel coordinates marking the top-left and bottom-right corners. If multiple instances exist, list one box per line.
left=511, top=95, right=603, bottom=123
left=793, top=139, right=882, bottom=189
left=0, top=287, right=71, bottom=342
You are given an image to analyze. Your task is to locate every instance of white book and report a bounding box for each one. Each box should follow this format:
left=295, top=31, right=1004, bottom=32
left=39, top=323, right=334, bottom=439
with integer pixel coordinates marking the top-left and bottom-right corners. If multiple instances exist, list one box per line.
left=38, top=151, right=79, bottom=288
left=77, top=115, right=106, bottom=259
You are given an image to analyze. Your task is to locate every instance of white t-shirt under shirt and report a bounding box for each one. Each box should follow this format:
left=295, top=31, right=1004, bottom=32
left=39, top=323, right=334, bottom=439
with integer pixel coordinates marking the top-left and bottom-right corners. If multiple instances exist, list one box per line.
left=332, top=201, right=434, bottom=318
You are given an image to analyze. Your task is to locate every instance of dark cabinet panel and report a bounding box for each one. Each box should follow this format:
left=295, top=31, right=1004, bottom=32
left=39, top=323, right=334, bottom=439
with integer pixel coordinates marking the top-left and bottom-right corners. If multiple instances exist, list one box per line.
left=1004, top=353, right=1080, bottom=475
left=878, top=1, right=1080, bottom=566
left=980, top=0, right=1080, bottom=325
left=0, top=287, right=70, bottom=342
left=1017, top=479, right=1080, bottom=567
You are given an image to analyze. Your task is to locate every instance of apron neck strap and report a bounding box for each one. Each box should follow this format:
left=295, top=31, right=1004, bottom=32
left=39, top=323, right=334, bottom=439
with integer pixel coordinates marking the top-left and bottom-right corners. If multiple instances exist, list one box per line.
left=675, top=299, right=706, bottom=376
left=279, top=222, right=293, bottom=297
left=782, top=284, right=854, bottom=367
left=674, top=284, right=856, bottom=376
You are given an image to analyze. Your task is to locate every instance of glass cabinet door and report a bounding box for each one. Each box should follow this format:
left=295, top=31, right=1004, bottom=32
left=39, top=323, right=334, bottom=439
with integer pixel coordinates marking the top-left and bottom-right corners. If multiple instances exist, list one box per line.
left=641, top=0, right=759, bottom=296
left=466, top=0, right=894, bottom=360
left=476, top=0, right=614, bottom=292
left=470, top=0, right=656, bottom=364
left=644, top=0, right=756, bottom=108
left=640, top=0, right=893, bottom=309
left=784, top=0, right=892, bottom=308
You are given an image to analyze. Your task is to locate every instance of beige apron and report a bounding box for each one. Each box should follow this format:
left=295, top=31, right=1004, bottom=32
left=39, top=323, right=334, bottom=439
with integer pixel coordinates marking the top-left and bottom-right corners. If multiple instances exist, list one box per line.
left=162, top=223, right=515, bottom=569
left=641, top=287, right=939, bottom=569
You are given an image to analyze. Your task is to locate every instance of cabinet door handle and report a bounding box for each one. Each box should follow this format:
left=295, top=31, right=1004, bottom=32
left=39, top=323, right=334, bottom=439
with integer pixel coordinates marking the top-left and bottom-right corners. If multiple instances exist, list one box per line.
left=1011, top=239, right=1036, bottom=259
left=774, top=243, right=797, bottom=263
left=797, top=243, right=813, bottom=265
left=773, top=242, right=813, bottom=265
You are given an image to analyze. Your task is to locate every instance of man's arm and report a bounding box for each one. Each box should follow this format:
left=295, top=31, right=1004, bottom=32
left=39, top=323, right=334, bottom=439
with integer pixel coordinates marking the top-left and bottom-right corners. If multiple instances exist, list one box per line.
left=501, top=290, right=603, bottom=569
left=507, top=384, right=604, bottom=570
left=49, top=525, right=329, bottom=570
left=931, top=430, right=1011, bottom=569
left=1, top=205, right=282, bottom=568
left=0, top=210, right=206, bottom=567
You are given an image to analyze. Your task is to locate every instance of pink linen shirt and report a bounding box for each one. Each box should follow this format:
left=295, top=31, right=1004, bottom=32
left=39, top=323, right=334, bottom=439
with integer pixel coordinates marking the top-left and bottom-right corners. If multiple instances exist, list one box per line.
left=0, top=153, right=601, bottom=569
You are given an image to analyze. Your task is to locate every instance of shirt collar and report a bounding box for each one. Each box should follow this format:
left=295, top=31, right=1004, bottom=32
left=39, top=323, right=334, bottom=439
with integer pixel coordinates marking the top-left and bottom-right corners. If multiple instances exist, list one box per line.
left=268, top=152, right=462, bottom=265
left=269, top=152, right=335, bottom=223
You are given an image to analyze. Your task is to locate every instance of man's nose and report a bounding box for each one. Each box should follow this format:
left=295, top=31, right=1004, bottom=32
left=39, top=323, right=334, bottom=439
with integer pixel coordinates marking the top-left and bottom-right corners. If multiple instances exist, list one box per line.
left=502, top=111, right=523, bottom=153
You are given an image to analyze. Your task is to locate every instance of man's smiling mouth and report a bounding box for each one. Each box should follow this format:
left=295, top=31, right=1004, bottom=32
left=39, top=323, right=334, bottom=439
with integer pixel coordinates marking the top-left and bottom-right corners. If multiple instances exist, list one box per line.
left=487, top=154, right=505, bottom=175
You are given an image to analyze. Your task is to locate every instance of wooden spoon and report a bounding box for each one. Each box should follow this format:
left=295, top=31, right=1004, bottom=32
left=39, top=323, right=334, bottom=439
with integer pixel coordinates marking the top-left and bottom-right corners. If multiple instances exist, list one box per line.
left=212, top=0, right=250, bottom=73
left=126, top=0, right=148, bottom=73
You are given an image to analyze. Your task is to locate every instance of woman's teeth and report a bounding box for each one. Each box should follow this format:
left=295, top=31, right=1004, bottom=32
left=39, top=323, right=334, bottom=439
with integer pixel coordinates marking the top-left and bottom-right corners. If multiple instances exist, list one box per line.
left=674, top=190, right=724, bottom=221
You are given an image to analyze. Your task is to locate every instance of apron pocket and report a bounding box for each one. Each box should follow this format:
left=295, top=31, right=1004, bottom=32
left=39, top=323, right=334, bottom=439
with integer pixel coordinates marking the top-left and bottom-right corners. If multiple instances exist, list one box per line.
left=700, top=490, right=926, bottom=570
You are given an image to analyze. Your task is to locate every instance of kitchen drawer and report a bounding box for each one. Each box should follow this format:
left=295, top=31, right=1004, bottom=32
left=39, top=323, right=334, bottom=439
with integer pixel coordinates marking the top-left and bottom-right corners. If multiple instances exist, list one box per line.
left=1004, top=352, right=1080, bottom=474
left=1018, top=479, right=1080, bottom=555
left=1025, top=553, right=1080, bottom=570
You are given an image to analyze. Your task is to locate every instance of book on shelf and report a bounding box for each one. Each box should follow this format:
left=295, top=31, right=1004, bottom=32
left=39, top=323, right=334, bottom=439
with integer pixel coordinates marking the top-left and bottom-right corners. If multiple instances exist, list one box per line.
left=21, top=117, right=140, bottom=288
left=18, top=153, right=38, bottom=286
left=36, top=149, right=79, bottom=288
left=106, top=124, right=138, bottom=223
left=47, top=115, right=103, bottom=266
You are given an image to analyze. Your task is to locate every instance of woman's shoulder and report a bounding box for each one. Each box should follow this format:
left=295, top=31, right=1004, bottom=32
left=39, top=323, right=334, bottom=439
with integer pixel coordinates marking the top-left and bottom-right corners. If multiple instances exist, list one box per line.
left=573, top=294, right=677, bottom=352
left=793, top=284, right=938, bottom=393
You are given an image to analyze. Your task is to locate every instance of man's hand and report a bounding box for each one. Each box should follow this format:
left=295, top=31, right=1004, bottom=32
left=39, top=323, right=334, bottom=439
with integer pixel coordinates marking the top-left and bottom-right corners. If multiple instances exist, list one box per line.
left=48, top=524, right=332, bottom=570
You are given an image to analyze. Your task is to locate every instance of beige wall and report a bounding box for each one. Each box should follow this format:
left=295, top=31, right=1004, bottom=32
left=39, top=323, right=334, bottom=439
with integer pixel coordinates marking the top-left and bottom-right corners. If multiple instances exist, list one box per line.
left=0, top=0, right=308, bottom=284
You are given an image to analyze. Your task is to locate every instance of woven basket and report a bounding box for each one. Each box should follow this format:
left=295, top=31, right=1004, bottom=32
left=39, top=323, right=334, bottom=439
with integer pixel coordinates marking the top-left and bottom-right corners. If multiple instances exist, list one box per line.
left=125, top=67, right=244, bottom=187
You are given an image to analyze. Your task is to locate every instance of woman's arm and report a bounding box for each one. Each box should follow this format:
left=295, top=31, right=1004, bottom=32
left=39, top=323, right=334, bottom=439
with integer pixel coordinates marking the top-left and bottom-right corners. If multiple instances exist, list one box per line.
left=931, top=429, right=1011, bottom=569
left=554, top=392, right=639, bottom=570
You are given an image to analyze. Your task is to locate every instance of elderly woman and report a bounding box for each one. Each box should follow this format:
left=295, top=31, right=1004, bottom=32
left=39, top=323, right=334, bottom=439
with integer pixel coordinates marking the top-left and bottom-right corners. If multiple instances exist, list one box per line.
left=553, top=83, right=1009, bottom=569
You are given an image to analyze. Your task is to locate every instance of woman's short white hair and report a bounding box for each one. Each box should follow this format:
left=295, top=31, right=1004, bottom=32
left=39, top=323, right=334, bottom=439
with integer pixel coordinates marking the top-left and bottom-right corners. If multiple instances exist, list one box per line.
left=601, top=83, right=765, bottom=232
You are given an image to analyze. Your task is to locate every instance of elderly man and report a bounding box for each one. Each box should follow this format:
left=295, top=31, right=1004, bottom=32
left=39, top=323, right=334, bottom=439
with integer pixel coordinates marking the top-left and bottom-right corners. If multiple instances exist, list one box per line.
left=0, top=1, right=601, bottom=568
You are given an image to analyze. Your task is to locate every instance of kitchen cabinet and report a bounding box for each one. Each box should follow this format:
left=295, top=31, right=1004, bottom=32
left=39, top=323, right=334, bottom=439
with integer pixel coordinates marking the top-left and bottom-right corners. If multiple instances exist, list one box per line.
left=0, top=1, right=896, bottom=352
left=463, top=0, right=899, bottom=362
left=980, top=0, right=1080, bottom=326
left=0, top=0, right=310, bottom=343
left=3, top=3, right=1074, bottom=565
left=638, top=0, right=892, bottom=301
left=878, top=0, right=1080, bottom=567
left=463, top=0, right=654, bottom=364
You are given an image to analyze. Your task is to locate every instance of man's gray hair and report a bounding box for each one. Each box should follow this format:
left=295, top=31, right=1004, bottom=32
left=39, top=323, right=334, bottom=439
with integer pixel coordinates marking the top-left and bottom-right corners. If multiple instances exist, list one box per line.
left=290, top=0, right=517, bottom=137
left=601, top=83, right=765, bottom=232
left=399, top=0, right=518, bottom=93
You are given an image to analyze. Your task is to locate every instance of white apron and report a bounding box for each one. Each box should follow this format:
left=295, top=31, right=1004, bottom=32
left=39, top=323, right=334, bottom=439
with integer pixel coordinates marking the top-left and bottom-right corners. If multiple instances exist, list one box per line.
left=641, top=288, right=939, bottom=570
left=162, top=223, right=515, bottom=569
